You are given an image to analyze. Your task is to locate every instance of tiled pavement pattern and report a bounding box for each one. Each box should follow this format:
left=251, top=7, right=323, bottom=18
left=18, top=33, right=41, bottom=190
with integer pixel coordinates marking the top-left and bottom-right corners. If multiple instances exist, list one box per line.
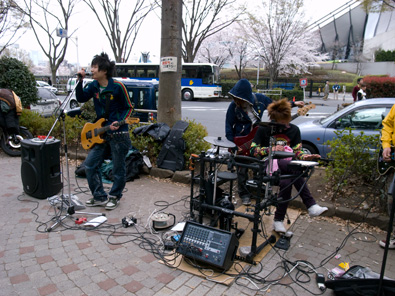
left=1, top=150, right=395, bottom=296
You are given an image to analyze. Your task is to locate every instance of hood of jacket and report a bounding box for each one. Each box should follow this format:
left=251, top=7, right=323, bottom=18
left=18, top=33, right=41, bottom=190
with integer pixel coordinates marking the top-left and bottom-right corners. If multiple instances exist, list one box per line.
left=228, top=79, right=254, bottom=105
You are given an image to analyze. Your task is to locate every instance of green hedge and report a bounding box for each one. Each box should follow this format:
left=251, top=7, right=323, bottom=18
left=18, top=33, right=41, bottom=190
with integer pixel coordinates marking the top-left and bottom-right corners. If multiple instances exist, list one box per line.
left=375, top=49, right=395, bottom=62
left=20, top=110, right=211, bottom=170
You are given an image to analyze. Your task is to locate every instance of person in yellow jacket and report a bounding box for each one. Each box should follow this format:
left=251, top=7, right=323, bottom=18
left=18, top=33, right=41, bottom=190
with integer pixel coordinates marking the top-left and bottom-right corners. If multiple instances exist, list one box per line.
left=379, top=104, right=395, bottom=249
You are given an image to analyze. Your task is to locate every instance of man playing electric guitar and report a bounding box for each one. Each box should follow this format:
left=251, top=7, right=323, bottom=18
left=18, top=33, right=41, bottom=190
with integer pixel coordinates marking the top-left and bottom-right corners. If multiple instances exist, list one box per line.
left=225, top=79, right=304, bottom=205
left=76, top=52, right=133, bottom=210
left=379, top=104, right=395, bottom=248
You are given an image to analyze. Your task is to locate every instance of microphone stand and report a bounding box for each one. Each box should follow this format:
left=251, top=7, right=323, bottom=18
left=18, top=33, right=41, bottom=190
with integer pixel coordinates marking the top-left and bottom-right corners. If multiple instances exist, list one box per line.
left=45, top=79, right=104, bottom=232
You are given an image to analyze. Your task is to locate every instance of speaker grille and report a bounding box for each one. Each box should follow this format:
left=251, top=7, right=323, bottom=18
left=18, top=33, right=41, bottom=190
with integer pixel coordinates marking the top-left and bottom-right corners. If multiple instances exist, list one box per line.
left=21, top=161, right=38, bottom=194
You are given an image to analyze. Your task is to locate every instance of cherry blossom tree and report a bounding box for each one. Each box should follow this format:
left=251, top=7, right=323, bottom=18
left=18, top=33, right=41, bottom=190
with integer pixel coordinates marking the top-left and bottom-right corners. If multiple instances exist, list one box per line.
left=195, top=23, right=252, bottom=78
left=243, top=0, right=327, bottom=88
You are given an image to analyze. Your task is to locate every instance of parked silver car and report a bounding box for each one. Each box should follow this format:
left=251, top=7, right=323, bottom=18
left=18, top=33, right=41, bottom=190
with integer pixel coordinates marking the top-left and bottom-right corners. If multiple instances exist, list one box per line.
left=29, top=88, right=61, bottom=117
left=36, top=81, right=58, bottom=94
left=299, top=98, right=394, bottom=158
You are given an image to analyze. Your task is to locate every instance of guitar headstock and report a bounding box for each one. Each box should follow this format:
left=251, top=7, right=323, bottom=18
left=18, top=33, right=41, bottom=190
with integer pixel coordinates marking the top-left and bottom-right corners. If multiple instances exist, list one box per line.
left=297, top=103, right=316, bottom=116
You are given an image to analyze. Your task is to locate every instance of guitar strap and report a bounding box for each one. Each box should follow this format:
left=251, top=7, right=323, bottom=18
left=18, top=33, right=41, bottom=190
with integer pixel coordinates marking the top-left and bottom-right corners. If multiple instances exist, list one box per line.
left=252, top=93, right=261, bottom=127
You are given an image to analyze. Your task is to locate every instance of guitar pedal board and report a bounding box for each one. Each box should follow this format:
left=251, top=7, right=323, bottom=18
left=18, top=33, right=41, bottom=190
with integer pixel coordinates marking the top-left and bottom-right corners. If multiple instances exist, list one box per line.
left=176, top=221, right=239, bottom=271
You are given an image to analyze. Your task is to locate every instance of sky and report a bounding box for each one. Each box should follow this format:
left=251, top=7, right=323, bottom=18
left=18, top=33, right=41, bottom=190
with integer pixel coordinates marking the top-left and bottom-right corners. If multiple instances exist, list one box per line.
left=13, top=0, right=359, bottom=67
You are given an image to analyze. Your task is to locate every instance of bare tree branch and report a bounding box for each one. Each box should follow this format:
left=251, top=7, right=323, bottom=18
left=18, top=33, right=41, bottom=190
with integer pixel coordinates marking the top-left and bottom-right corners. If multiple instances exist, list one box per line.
left=0, top=0, right=29, bottom=55
left=16, top=0, right=79, bottom=82
left=82, top=0, right=157, bottom=62
left=182, top=0, right=246, bottom=62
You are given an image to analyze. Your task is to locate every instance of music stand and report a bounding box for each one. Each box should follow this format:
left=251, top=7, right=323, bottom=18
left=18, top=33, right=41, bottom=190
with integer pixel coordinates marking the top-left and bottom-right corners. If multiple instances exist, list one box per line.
left=44, top=79, right=103, bottom=232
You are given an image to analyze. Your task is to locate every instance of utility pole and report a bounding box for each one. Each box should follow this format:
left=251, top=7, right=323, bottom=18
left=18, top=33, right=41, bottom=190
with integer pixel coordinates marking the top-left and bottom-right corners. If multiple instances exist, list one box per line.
left=157, top=0, right=182, bottom=127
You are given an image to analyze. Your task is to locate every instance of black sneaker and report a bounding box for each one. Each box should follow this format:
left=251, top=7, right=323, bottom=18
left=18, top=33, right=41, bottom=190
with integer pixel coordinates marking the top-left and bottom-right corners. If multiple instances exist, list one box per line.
left=105, top=197, right=119, bottom=210
left=86, top=198, right=108, bottom=207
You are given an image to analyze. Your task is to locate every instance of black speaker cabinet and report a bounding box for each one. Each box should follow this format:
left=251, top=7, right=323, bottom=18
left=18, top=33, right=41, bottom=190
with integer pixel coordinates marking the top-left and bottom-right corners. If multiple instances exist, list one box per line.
left=21, top=138, right=63, bottom=199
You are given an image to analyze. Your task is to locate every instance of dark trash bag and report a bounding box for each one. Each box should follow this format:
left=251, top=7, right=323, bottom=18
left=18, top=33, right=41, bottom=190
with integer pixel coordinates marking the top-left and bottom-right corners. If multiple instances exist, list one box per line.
left=106, top=150, right=143, bottom=182
left=325, top=265, right=395, bottom=296
left=132, top=123, right=170, bottom=141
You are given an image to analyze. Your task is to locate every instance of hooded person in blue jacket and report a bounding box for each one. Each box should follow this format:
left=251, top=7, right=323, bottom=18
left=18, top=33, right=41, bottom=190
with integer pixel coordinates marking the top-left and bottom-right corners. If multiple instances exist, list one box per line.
left=225, top=79, right=303, bottom=205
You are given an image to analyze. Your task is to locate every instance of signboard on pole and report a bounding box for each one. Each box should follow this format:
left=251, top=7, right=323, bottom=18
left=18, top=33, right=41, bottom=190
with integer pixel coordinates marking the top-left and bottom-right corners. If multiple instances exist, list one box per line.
left=300, top=78, right=307, bottom=101
left=56, top=28, right=68, bottom=38
left=160, top=57, right=177, bottom=72
left=299, top=78, right=308, bottom=88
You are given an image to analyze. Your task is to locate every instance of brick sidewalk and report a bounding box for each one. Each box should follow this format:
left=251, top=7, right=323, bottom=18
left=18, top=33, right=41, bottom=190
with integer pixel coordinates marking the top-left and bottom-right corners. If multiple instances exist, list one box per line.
left=1, top=152, right=394, bottom=296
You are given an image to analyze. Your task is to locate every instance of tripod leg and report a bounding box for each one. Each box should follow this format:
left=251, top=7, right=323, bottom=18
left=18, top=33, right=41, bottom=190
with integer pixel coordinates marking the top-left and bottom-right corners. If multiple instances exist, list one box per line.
left=47, top=214, right=71, bottom=232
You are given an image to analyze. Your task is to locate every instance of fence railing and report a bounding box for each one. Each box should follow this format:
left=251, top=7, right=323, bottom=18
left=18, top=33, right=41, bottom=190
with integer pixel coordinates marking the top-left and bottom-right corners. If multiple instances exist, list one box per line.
left=257, top=89, right=283, bottom=99
left=134, top=108, right=158, bottom=124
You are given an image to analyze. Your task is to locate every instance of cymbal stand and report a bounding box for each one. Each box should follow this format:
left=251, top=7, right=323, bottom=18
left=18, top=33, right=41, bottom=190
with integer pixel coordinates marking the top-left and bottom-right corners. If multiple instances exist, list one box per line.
left=44, top=79, right=104, bottom=232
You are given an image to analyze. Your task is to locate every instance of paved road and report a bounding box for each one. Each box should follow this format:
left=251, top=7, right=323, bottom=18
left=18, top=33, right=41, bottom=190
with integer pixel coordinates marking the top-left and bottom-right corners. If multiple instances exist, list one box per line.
left=182, top=95, right=354, bottom=138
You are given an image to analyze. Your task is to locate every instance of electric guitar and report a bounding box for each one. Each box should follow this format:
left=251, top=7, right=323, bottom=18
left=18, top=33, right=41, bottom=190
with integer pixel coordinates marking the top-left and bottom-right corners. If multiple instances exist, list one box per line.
left=233, top=103, right=316, bottom=156
left=377, top=147, right=395, bottom=175
left=81, top=117, right=140, bottom=150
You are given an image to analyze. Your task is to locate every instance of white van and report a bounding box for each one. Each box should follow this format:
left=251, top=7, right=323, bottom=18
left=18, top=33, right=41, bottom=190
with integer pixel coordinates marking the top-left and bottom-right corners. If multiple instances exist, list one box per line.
left=66, top=78, right=94, bottom=93
left=64, top=78, right=94, bottom=111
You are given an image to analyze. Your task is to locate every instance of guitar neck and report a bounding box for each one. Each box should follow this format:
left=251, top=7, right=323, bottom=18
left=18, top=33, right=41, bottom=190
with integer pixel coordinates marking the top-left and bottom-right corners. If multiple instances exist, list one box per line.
left=291, top=113, right=299, bottom=121
left=97, top=120, right=125, bottom=135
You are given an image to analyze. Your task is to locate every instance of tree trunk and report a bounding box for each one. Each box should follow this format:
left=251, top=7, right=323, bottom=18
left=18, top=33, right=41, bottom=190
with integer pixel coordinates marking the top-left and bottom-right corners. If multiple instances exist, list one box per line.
left=158, top=0, right=183, bottom=128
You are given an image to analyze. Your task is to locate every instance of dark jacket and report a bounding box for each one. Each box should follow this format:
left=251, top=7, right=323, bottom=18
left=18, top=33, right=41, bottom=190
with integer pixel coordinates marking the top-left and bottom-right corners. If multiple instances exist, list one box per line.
left=76, top=78, right=133, bottom=132
left=225, top=79, right=272, bottom=142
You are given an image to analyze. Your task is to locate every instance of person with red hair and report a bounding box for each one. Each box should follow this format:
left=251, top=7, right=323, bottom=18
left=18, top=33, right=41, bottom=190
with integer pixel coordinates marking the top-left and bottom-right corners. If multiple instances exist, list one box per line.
left=250, top=99, right=328, bottom=233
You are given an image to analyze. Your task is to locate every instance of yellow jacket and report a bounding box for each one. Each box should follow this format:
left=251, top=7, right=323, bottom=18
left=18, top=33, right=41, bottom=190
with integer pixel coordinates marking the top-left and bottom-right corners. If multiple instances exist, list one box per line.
left=381, top=104, right=395, bottom=149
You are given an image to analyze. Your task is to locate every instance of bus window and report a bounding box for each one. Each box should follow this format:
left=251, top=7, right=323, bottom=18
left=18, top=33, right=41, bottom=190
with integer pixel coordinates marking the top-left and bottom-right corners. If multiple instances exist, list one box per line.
left=139, top=90, right=145, bottom=108
left=183, top=65, right=198, bottom=78
left=201, top=66, right=213, bottom=84
left=116, top=65, right=135, bottom=77
left=136, top=65, right=158, bottom=78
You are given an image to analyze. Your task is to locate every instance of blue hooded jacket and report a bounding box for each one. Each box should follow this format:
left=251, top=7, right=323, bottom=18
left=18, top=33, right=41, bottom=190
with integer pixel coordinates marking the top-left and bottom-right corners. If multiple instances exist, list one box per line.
left=225, top=79, right=272, bottom=142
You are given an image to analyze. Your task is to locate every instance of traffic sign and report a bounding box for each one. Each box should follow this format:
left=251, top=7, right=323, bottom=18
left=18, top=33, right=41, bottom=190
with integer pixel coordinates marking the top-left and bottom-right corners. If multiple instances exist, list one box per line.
left=299, top=78, right=308, bottom=88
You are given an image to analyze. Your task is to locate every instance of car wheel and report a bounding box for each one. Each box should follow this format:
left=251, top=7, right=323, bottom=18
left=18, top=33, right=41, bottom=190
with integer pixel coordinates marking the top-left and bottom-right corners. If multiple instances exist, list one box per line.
left=302, top=143, right=318, bottom=155
left=182, top=89, right=194, bottom=101
left=70, top=100, right=79, bottom=109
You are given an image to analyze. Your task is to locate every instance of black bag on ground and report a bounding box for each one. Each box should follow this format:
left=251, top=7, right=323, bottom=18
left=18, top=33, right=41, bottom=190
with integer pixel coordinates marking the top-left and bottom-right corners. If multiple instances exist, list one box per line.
left=157, top=120, right=189, bottom=171
left=106, top=150, right=143, bottom=182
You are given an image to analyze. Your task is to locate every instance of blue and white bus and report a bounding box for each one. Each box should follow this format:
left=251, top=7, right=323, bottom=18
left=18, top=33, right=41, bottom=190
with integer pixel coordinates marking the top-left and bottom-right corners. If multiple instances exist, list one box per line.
left=115, top=62, right=222, bottom=101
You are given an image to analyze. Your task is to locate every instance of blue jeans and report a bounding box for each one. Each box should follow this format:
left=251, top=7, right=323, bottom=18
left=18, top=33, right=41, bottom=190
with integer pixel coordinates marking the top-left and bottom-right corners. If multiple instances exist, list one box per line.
left=84, top=133, right=131, bottom=201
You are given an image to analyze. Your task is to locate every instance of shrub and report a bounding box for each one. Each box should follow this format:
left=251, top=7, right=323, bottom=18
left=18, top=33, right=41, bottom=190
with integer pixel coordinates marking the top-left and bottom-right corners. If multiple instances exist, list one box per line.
left=363, top=76, right=395, bottom=98
left=131, top=119, right=211, bottom=169
left=324, top=128, right=381, bottom=201
left=20, top=109, right=88, bottom=146
left=0, top=56, right=38, bottom=106
left=375, top=49, right=395, bottom=62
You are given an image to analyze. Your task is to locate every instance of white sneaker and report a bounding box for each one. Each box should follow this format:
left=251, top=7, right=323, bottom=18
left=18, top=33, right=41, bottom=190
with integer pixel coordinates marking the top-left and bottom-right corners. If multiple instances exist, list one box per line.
left=308, top=204, right=328, bottom=217
left=273, top=221, right=286, bottom=233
